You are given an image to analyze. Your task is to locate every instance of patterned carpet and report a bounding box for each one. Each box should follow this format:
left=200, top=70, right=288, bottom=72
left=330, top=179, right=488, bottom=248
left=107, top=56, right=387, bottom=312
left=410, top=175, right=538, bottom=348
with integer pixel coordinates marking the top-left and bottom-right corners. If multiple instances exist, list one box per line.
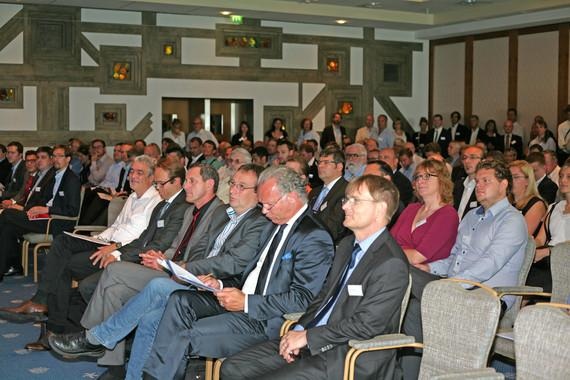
left=0, top=274, right=104, bottom=380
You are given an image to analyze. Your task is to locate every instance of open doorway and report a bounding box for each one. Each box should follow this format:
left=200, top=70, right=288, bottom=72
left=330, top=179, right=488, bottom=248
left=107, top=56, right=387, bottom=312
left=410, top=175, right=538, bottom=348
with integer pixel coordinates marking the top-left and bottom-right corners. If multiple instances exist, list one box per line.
left=162, top=98, right=253, bottom=144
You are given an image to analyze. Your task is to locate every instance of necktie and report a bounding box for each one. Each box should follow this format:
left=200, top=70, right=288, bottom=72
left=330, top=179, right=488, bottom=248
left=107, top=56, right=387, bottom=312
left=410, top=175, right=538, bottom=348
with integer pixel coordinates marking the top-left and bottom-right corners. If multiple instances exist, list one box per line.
left=306, top=244, right=362, bottom=328
left=22, top=174, right=38, bottom=205
left=116, top=167, right=127, bottom=192
left=433, top=129, right=439, bottom=142
left=255, top=224, right=287, bottom=294
left=505, top=134, right=511, bottom=150
left=172, top=207, right=201, bottom=261
left=312, top=186, right=330, bottom=212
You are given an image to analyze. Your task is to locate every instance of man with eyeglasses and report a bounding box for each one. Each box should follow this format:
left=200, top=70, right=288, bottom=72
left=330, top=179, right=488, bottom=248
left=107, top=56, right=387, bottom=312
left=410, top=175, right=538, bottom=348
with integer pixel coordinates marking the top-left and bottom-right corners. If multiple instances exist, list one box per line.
left=343, top=143, right=367, bottom=181
left=309, top=146, right=349, bottom=244
left=222, top=175, right=409, bottom=379
left=453, top=145, right=485, bottom=220
left=401, top=159, right=527, bottom=379
left=0, top=141, right=25, bottom=202
left=217, top=147, right=252, bottom=204
left=87, top=139, right=113, bottom=187
left=49, top=164, right=271, bottom=379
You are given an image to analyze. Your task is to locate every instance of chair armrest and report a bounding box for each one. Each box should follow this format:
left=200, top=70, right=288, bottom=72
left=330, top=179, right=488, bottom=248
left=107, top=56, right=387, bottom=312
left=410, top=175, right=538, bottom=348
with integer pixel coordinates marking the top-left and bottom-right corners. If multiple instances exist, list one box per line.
left=431, top=368, right=504, bottom=380
left=494, top=286, right=550, bottom=298
left=348, top=333, right=418, bottom=350
left=50, top=214, right=80, bottom=221
left=73, top=225, right=107, bottom=234
left=283, top=312, right=304, bottom=321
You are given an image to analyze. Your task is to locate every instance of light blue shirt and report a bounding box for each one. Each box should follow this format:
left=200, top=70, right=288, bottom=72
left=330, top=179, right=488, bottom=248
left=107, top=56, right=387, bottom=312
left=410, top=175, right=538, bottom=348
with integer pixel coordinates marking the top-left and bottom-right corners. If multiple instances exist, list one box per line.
left=399, top=163, right=417, bottom=183
left=47, top=168, right=66, bottom=207
left=377, top=127, right=395, bottom=149
left=344, top=164, right=365, bottom=181
left=297, top=130, right=321, bottom=148
left=99, top=161, right=125, bottom=190
left=429, top=197, right=527, bottom=308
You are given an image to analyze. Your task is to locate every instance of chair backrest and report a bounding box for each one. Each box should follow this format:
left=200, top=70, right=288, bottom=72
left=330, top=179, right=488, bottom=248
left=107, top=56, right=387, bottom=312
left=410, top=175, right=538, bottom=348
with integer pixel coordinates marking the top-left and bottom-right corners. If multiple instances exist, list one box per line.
left=107, top=197, right=126, bottom=226
left=419, top=279, right=501, bottom=380
left=550, top=242, right=570, bottom=304
left=75, top=186, right=86, bottom=226
left=514, top=304, right=570, bottom=380
left=499, top=238, right=536, bottom=329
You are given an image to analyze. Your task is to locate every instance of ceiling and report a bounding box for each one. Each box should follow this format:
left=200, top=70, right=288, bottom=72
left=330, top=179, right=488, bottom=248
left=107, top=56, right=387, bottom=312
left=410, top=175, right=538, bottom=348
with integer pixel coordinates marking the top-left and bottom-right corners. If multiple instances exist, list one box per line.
left=4, top=0, right=570, bottom=38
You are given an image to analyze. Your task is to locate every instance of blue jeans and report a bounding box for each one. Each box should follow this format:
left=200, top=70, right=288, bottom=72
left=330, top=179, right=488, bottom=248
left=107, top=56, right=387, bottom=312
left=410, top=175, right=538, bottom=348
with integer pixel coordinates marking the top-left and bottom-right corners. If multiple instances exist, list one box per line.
left=89, top=277, right=187, bottom=380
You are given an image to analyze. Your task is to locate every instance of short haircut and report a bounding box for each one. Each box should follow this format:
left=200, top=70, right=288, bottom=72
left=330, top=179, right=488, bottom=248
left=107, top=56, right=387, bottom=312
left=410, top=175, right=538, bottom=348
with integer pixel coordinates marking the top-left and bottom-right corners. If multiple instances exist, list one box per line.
left=299, top=143, right=315, bottom=155
left=461, top=144, right=485, bottom=158
left=189, top=162, right=220, bottom=192
left=156, top=156, right=186, bottom=184
left=507, top=107, right=517, bottom=115
left=451, top=111, right=461, bottom=119
left=419, top=117, right=428, bottom=125
left=476, top=159, right=512, bottom=195
left=53, top=144, right=72, bottom=158
left=25, top=150, right=37, bottom=158
left=237, top=163, right=264, bottom=190
left=7, top=141, right=23, bottom=154
left=77, top=144, right=90, bottom=156
left=172, top=119, right=182, bottom=128
left=321, top=146, right=345, bottom=165
left=36, top=146, right=53, bottom=156
left=252, top=146, right=268, bottom=159
left=346, top=175, right=399, bottom=221
left=433, top=114, right=443, bottom=120
left=165, top=146, right=186, bottom=159
left=504, top=147, right=517, bottom=159
left=203, top=140, right=217, bottom=150
left=528, top=144, right=544, bottom=153
left=190, top=137, right=203, bottom=145
left=258, top=166, right=307, bottom=203
left=146, top=143, right=161, bottom=156
left=277, top=140, right=296, bottom=151
left=415, top=159, right=453, bottom=204
left=470, top=114, right=480, bottom=122
left=398, top=148, right=413, bottom=158
left=0, top=144, right=6, bottom=153
left=526, top=152, right=546, bottom=166
left=366, top=160, right=394, bottom=180
left=133, top=154, right=156, bottom=176
left=544, top=150, right=558, bottom=163
left=424, top=142, right=441, bottom=154
left=91, top=139, right=106, bottom=148
left=346, top=143, right=367, bottom=156
left=286, top=156, right=309, bottom=178
left=135, top=139, right=146, bottom=147
left=232, top=147, right=253, bottom=164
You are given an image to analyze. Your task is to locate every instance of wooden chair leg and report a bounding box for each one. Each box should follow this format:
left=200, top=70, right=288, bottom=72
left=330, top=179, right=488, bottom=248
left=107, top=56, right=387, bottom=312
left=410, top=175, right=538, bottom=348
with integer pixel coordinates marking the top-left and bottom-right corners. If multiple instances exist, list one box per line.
left=33, top=243, right=51, bottom=283
left=213, top=358, right=224, bottom=380
left=205, top=357, right=214, bottom=380
left=21, top=240, right=30, bottom=277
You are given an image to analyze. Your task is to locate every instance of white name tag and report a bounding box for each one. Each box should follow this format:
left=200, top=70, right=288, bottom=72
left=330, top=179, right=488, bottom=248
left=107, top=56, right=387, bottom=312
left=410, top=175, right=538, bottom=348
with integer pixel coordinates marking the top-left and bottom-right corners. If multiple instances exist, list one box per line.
left=157, top=220, right=165, bottom=228
left=12, top=178, right=16, bottom=182
left=59, top=191, right=64, bottom=196
left=469, top=201, right=478, bottom=208
left=35, top=187, right=41, bottom=192
left=347, top=284, right=363, bottom=296
left=320, top=201, right=328, bottom=211
left=440, top=136, right=446, bottom=140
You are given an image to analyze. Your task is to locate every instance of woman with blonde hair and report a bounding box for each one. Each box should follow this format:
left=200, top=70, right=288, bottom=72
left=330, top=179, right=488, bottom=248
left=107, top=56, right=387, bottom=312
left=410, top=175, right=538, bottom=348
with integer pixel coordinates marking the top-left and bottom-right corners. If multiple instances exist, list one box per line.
left=509, top=160, right=547, bottom=237
left=390, top=159, right=459, bottom=265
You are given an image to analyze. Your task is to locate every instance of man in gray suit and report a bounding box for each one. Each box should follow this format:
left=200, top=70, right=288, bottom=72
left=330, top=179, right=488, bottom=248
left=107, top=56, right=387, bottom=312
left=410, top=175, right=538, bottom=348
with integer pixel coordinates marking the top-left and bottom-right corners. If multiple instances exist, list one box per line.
left=221, top=175, right=409, bottom=380
left=49, top=164, right=271, bottom=380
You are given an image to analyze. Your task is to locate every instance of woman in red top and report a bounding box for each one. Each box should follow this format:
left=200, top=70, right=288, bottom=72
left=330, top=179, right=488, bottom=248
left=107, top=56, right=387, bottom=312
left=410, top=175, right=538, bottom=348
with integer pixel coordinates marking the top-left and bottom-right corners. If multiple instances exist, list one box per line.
left=390, top=159, right=459, bottom=264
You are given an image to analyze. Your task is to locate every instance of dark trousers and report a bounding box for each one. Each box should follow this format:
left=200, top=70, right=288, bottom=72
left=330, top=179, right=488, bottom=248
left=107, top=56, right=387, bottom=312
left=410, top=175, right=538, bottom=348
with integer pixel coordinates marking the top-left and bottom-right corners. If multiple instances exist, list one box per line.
left=0, top=208, right=48, bottom=274
left=41, top=234, right=103, bottom=333
left=143, top=290, right=267, bottom=380
left=79, top=188, right=109, bottom=226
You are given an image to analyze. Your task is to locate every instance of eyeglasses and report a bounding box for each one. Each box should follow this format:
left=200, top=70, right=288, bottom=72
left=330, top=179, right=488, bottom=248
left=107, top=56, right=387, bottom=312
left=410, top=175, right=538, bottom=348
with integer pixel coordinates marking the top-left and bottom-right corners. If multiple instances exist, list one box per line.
left=52, top=154, right=67, bottom=159
left=317, top=159, right=336, bottom=166
left=462, top=155, right=482, bottom=161
left=229, top=180, right=256, bottom=192
left=153, top=177, right=175, bottom=187
left=345, top=153, right=365, bottom=159
left=341, top=197, right=378, bottom=206
left=25, top=159, right=37, bottom=163
left=412, top=173, right=438, bottom=182
left=259, top=194, right=285, bottom=211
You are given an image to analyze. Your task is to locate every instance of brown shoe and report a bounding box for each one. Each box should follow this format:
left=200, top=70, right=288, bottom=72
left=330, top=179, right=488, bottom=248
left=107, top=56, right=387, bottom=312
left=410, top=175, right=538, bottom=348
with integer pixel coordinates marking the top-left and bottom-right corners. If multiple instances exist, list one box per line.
left=0, top=300, right=47, bottom=315
left=25, top=322, right=52, bottom=351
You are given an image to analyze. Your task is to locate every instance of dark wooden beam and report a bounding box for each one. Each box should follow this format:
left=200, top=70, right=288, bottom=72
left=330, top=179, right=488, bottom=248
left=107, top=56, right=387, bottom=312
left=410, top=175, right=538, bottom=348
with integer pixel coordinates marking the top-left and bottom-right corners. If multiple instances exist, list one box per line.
left=508, top=30, right=519, bottom=110
left=558, top=24, right=569, bottom=124
left=464, top=36, right=474, bottom=118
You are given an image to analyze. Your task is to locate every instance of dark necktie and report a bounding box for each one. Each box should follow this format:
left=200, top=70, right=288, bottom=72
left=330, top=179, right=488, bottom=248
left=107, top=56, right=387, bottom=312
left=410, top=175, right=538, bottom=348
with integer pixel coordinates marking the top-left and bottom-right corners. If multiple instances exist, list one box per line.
left=116, top=167, right=126, bottom=192
left=306, top=244, right=362, bottom=328
left=255, top=224, right=287, bottom=294
left=21, top=174, right=37, bottom=205
left=172, top=207, right=201, bottom=261
left=505, top=134, right=511, bottom=151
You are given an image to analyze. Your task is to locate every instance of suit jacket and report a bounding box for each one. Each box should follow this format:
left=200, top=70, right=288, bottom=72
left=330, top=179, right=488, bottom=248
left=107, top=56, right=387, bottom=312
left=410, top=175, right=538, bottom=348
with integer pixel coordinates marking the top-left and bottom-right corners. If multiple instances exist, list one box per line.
left=1, top=160, right=26, bottom=201
left=0, top=158, right=11, bottom=187
left=497, top=133, right=524, bottom=159
left=453, top=177, right=480, bottom=220
left=321, top=125, right=346, bottom=149
left=307, top=160, right=323, bottom=189
left=186, top=206, right=271, bottom=278
left=48, top=168, right=82, bottom=235
left=163, top=197, right=224, bottom=262
left=412, top=132, right=431, bottom=153
left=22, top=167, right=56, bottom=210
left=230, top=210, right=334, bottom=339
left=297, top=230, right=409, bottom=379
left=465, top=128, right=487, bottom=145
left=426, top=128, right=451, bottom=157
left=450, top=123, right=469, bottom=142
left=308, top=178, right=349, bottom=244
left=118, top=190, right=189, bottom=262
left=538, top=176, right=558, bottom=205
left=392, top=171, right=414, bottom=206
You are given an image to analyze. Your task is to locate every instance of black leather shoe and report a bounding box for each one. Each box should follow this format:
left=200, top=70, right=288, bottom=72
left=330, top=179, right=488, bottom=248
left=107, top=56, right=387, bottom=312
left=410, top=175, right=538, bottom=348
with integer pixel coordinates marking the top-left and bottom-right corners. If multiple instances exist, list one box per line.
left=4, top=266, right=23, bottom=277
left=25, top=322, right=52, bottom=351
left=48, top=331, right=105, bottom=359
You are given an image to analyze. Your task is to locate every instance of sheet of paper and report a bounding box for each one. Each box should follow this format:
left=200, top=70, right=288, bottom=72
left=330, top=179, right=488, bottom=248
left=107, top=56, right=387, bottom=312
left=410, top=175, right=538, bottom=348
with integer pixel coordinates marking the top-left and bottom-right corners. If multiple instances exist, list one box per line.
left=496, top=331, right=514, bottom=341
left=158, top=259, right=217, bottom=292
left=63, top=231, right=111, bottom=245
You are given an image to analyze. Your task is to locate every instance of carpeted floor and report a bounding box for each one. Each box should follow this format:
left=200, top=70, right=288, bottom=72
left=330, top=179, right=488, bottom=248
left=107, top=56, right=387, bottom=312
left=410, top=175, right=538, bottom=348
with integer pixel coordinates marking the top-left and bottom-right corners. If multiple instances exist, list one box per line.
left=0, top=274, right=104, bottom=380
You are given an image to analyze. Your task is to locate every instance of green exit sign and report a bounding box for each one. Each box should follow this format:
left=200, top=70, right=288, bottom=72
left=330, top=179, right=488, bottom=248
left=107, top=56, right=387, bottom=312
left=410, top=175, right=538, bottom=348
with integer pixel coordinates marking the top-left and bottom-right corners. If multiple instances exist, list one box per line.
left=230, top=15, right=243, bottom=24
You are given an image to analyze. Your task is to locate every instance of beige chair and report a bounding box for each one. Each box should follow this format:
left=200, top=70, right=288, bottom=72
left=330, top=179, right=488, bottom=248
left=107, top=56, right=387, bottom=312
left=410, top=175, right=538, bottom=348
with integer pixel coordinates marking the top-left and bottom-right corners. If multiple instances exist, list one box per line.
left=344, top=279, right=502, bottom=380
left=514, top=303, right=570, bottom=380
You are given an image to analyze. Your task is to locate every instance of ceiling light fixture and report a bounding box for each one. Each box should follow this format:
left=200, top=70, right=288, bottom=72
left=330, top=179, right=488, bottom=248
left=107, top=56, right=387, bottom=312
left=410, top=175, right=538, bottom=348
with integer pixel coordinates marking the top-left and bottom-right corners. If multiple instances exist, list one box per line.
left=363, top=1, right=382, bottom=8
left=336, top=19, right=347, bottom=24
left=220, top=10, right=232, bottom=16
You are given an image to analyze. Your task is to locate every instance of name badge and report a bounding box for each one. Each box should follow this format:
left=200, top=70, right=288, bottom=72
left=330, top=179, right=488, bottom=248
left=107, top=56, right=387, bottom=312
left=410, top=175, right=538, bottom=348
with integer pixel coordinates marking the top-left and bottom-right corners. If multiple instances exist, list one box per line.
left=320, top=201, right=328, bottom=211
left=35, top=187, right=41, bottom=192
left=440, top=136, right=446, bottom=140
left=12, top=178, right=16, bottom=182
left=347, top=284, right=363, bottom=297
left=59, top=191, right=64, bottom=196
left=157, top=220, right=165, bottom=228
left=469, top=201, right=478, bottom=208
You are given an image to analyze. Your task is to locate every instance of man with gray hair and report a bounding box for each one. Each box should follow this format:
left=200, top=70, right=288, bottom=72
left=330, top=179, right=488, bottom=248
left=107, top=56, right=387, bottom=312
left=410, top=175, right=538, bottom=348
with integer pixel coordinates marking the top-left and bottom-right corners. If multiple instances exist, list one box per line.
left=217, top=147, right=252, bottom=203
left=136, top=166, right=334, bottom=379
left=343, top=143, right=367, bottom=181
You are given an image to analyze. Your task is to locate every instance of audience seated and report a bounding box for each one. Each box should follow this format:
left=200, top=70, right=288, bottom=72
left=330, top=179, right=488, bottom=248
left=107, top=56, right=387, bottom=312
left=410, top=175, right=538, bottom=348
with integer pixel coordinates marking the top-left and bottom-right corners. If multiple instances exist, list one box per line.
left=221, top=175, right=409, bottom=379
left=298, top=143, right=322, bottom=188
left=453, top=145, right=485, bottom=220
left=276, top=140, right=296, bottom=165
left=0, top=144, right=11, bottom=186
left=528, top=117, right=556, bottom=152
left=390, top=159, right=459, bottom=265
left=343, top=143, right=367, bottom=181
left=398, top=147, right=417, bottom=182
left=285, top=157, right=311, bottom=193
left=527, top=152, right=558, bottom=204
left=217, top=147, right=252, bottom=203
left=378, top=147, right=414, bottom=205
left=163, top=118, right=186, bottom=149
left=528, top=160, right=570, bottom=293
left=0, top=141, right=25, bottom=201
left=544, top=150, right=560, bottom=186
left=87, top=139, right=114, bottom=187
left=509, top=160, right=547, bottom=237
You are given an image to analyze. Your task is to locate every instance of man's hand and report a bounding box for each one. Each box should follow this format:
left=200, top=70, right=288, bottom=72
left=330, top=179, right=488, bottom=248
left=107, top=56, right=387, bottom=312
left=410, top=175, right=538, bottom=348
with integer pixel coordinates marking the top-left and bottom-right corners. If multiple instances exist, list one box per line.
left=197, top=274, right=221, bottom=290
left=1, top=199, right=12, bottom=208
left=27, top=206, right=49, bottom=218
left=215, top=288, right=245, bottom=311
left=89, top=244, right=118, bottom=267
left=279, top=330, right=308, bottom=363
left=140, top=250, right=166, bottom=271
left=100, top=254, right=118, bottom=268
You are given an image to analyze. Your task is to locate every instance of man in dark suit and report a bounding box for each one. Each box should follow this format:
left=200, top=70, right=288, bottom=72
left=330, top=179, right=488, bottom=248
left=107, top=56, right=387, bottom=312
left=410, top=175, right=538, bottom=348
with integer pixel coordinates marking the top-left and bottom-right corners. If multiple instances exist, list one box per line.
left=299, top=143, right=322, bottom=189
left=222, top=175, right=409, bottom=380
left=308, top=146, right=349, bottom=244
left=450, top=111, right=468, bottom=142
left=466, top=115, right=487, bottom=146
left=379, top=148, right=414, bottom=205
left=426, top=114, right=451, bottom=158
left=527, top=152, right=558, bottom=204
left=0, top=145, right=80, bottom=281
left=497, top=120, right=524, bottom=159
left=2, top=150, right=38, bottom=209
left=0, top=141, right=26, bottom=201
left=453, top=145, right=484, bottom=220
left=320, top=112, right=346, bottom=149
left=0, top=144, right=12, bottom=188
